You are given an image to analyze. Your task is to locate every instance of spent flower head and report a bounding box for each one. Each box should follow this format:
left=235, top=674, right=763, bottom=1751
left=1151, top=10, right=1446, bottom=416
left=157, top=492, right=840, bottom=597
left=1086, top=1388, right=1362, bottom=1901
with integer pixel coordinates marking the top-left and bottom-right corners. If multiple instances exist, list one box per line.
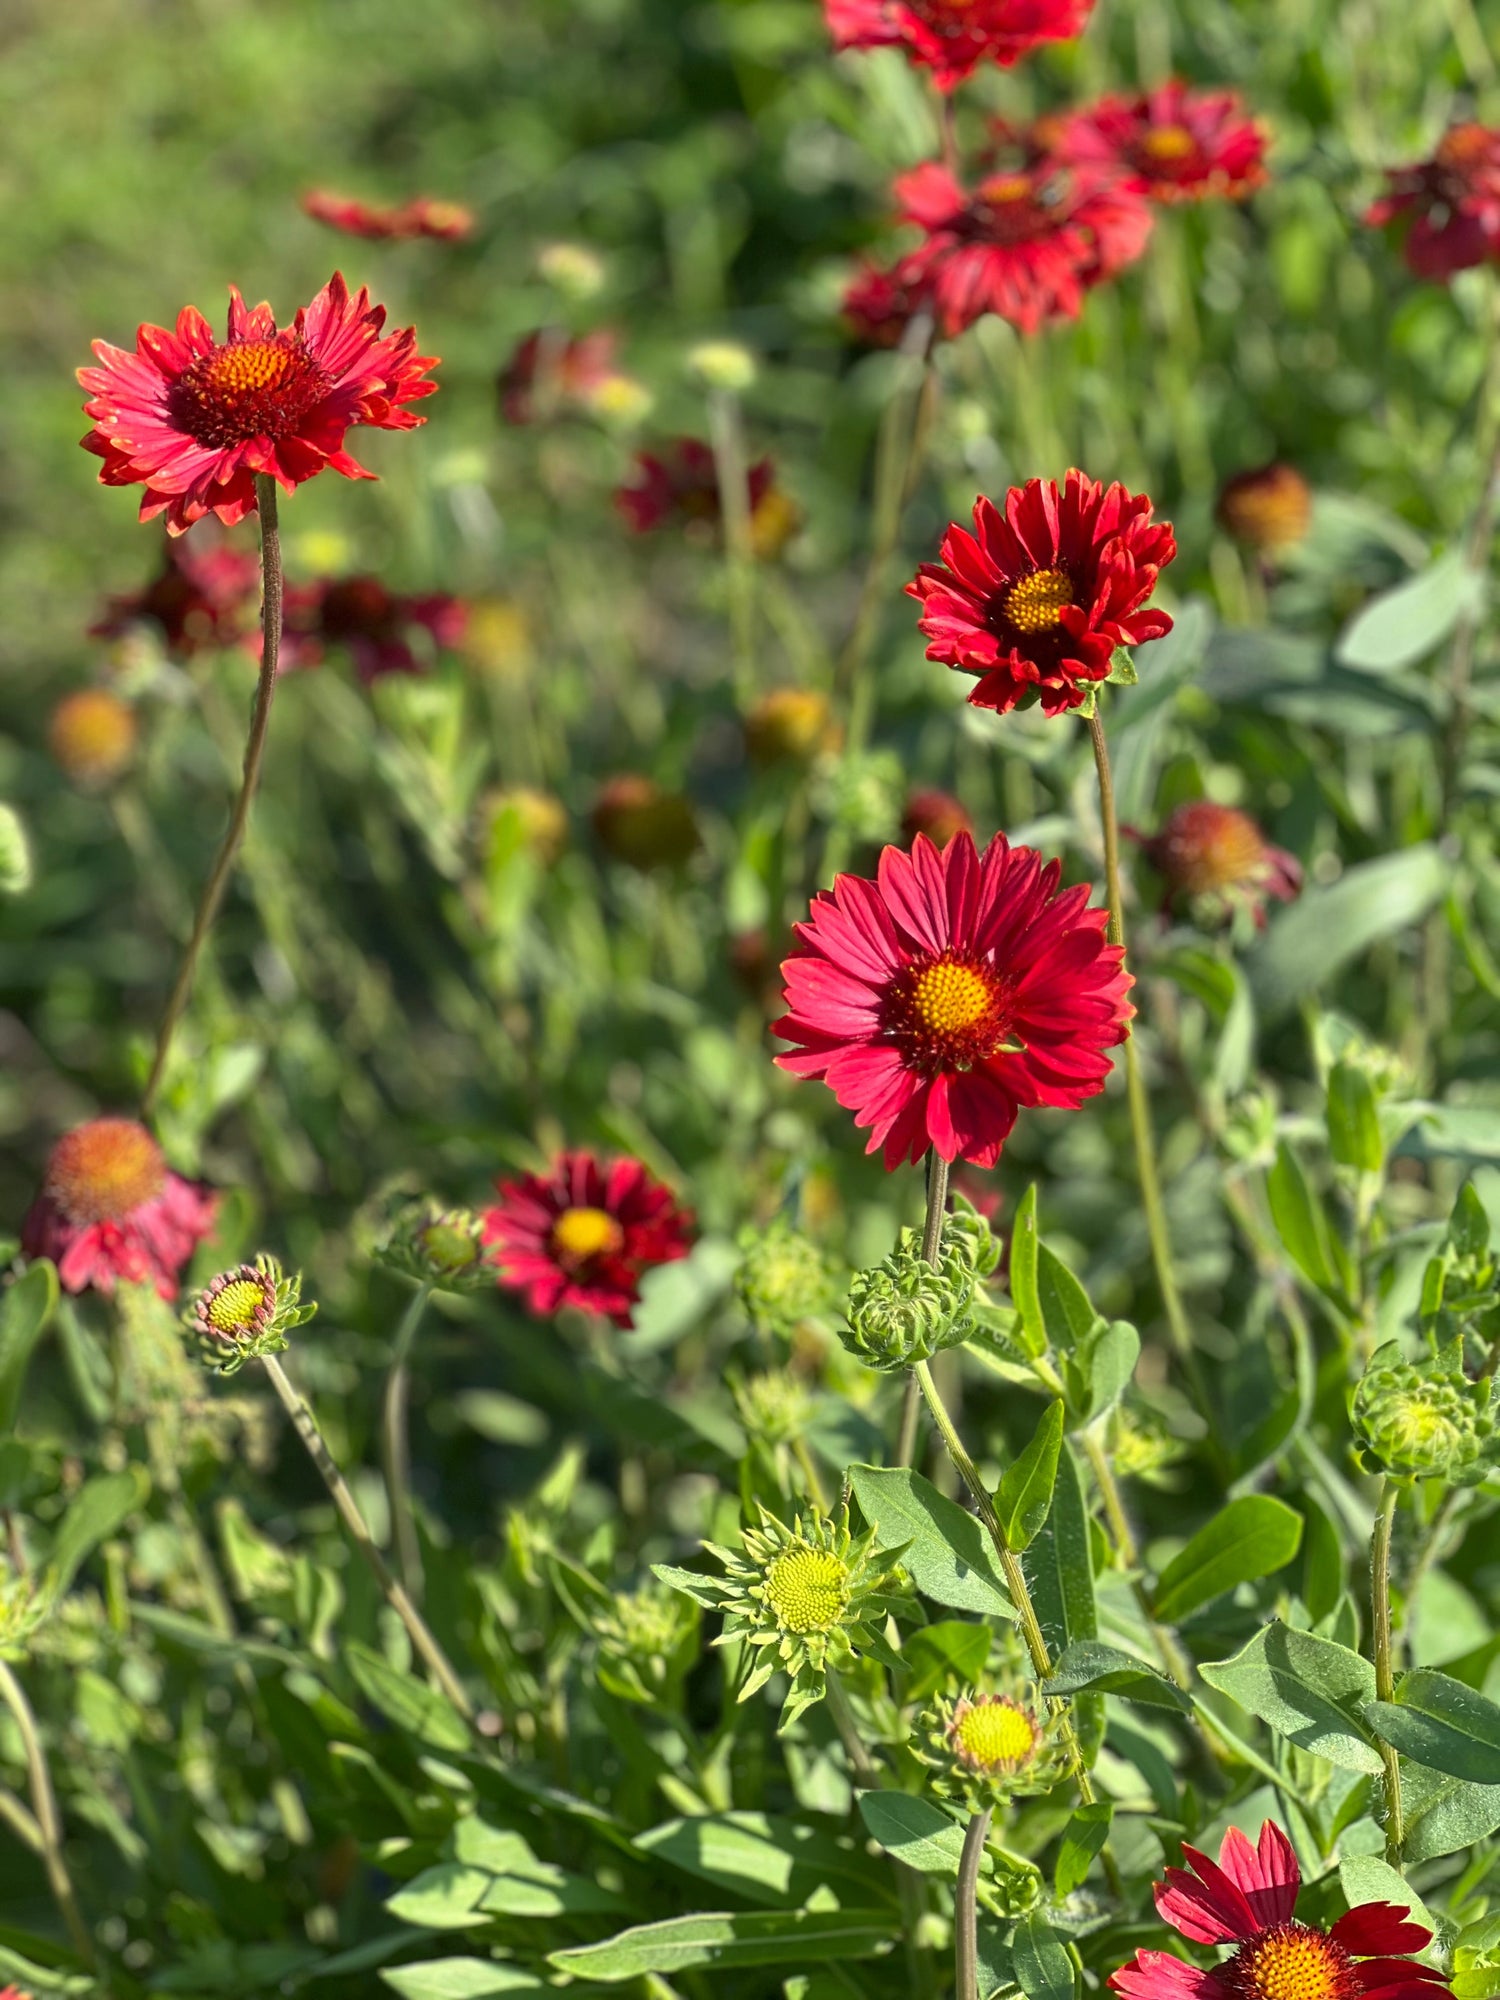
left=734, top=1217, right=842, bottom=1338
left=379, top=1202, right=493, bottom=1293
left=188, top=1255, right=316, bottom=1376
left=920, top=1687, right=1069, bottom=1810
left=1352, top=1340, right=1498, bottom=1486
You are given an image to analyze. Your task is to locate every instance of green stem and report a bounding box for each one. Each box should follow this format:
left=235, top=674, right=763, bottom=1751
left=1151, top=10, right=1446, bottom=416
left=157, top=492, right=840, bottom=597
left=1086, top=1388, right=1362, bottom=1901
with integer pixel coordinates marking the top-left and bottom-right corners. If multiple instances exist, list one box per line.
left=707, top=388, right=758, bottom=710
left=142, top=474, right=284, bottom=1115
left=0, top=1660, right=96, bottom=1968
left=382, top=1283, right=433, bottom=1603
left=1371, top=1477, right=1404, bottom=1863
left=896, top=1151, right=951, bottom=1468
left=1077, top=1427, right=1193, bottom=1691
left=260, top=1352, right=475, bottom=1723
left=955, top=1806, right=993, bottom=2000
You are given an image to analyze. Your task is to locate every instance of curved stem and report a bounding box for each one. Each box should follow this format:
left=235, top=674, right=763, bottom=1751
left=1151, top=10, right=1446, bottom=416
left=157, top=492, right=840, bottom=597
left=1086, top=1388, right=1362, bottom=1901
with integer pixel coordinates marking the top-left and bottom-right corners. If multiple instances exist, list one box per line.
left=0, top=1659, right=95, bottom=1967
left=955, top=1806, right=993, bottom=2000
left=261, top=1352, right=474, bottom=1723
left=1371, top=1477, right=1404, bottom=1863
left=141, top=475, right=284, bottom=1115
left=382, top=1284, right=433, bottom=1603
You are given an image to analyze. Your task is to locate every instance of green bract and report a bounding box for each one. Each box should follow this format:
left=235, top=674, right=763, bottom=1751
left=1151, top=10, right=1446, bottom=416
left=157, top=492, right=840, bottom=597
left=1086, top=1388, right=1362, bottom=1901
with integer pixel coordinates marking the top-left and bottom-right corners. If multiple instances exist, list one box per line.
left=1352, top=1341, right=1499, bottom=1485
left=917, top=1685, right=1069, bottom=1812
left=378, top=1201, right=494, bottom=1293
left=734, top=1218, right=841, bottom=1337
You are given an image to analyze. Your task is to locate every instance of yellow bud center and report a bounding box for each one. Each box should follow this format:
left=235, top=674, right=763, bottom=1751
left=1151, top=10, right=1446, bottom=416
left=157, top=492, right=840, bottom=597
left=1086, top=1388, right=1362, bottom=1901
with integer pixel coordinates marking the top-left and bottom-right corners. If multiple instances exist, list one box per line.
left=552, top=1206, right=625, bottom=1263
left=764, top=1547, right=851, bottom=1633
left=206, top=1279, right=267, bottom=1335
left=952, top=1698, right=1038, bottom=1772
left=913, top=960, right=994, bottom=1036
left=1003, top=566, right=1074, bottom=634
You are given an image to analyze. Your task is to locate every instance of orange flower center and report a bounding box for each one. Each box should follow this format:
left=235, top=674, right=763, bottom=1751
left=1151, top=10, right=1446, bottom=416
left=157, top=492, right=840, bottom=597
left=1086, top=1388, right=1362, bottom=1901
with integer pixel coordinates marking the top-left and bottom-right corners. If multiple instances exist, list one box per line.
left=980, top=172, right=1033, bottom=205
left=1003, top=566, right=1074, bottom=634
left=885, top=951, right=1016, bottom=1074
left=1140, top=124, right=1197, bottom=161
left=174, top=337, right=331, bottom=448
left=1224, top=1923, right=1358, bottom=2000
left=45, top=1118, right=165, bottom=1223
left=1438, top=122, right=1492, bottom=169
left=552, top=1206, right=625, bottom=1264
left=49, top=690, right=138, bottom=785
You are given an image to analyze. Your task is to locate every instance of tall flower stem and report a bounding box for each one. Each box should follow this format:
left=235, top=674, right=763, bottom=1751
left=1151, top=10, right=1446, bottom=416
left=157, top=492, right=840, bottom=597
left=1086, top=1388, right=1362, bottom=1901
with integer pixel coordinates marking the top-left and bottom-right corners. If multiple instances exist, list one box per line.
left=826, top=1673, right=928, bottom=1998
left=1077, top=1427, right=1194, bottom=1692
left=141, top=474, right=285, bottom=1116
left=1371, top=1477, right=1404, bottom=1863
left=897, top=1150, right=951, bottom=1467
left=955, top=1805, right=993, bottom=2000
left=707, top=388, right=759, bottom=710
left=0, top=1659, right=96, bottom=1967
left=260, top=1352, right=475, bottom=1723
left=382, top=1283, right=433, bottom=1602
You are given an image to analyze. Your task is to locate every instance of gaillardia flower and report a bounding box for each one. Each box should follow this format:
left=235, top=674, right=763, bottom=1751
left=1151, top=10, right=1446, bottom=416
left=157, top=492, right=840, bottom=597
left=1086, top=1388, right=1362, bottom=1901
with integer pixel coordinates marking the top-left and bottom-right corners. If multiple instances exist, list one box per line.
left=1366, top=123, right=1500, bottom=280
left=282, top=574, right=468, bottom=682
left=188, top=1255, right=316, bottom=1377
left=921, top=1689, right=1068, bottom=1808
left=842, top=257, right=931, bottom=348
left=825, top=0, right=1091, bottom=92
left=79, top=273, right=438, bottom=533
left=498, top=328, right=620, bottom=425
left=908, top=471, right=1176, bottom=718
left=21, top=1118, right=217, bottom=1299
left=1062, top=81, right=1268, bottom=203
left=91, top=526, right=261, bottom=658
left=301, top=190, right=473, bottom=241
left=774, top=830, right=1133, bottom=1169
left=483, top=1150, right=694, bottom=1325
left=1216, top=462, right=1313, bottom=554
left=615, top=437, right=776, bottom=539
left=1140, top=801, right=1301, bottom=927
left=894, top=162, right=1153, bottom=338
left=1110, top=1819, right=1449, bottom=1998
left=48, top=689, right=139, bottom=791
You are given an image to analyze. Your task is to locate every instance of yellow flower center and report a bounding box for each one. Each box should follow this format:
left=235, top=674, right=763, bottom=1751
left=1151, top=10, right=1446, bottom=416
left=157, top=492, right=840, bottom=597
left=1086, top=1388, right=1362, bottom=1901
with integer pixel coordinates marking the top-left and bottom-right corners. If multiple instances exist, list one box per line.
left=1003, top=566, right=1074, bottom=634
left=913, top=960, right=994, bottom=1037
left=952, top=1698, right=1038, bottom=1773
left=1231, top=1924, right=1353, bottom=2000
left=46, top=1118, right=165, bottom=1223
left=764, top=1547, right=850, bottom=1633
left=206, top=1279, right=268, bottom=1335
left=1141, top=124, right=1196, bottom=161
left=551, top=1206, right=625, bottom=1263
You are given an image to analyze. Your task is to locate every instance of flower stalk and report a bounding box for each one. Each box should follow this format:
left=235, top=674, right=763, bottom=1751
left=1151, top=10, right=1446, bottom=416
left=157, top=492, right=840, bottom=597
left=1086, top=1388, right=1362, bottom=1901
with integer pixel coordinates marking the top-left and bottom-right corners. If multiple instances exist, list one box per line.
left=955, top=1805, right=993, bottom=2000
left=0, top=1658, right=96, bottom=1968
left=382, top=1282, right=433, bottom=1602
left=1370, top=1477, right=1404, bottom=1862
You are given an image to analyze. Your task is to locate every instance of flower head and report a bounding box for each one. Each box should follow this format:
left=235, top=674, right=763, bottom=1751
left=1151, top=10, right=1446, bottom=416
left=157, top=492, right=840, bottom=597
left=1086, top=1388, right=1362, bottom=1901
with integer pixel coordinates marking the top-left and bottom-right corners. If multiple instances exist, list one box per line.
left=378, top=1202, right=495, bottom=1293
left=483, top=1150, right=694, bottom=1325
left=903, top=789, right=974, bottom=848
left=775, top=830, right=1133, bottom=1169
left=79, top=273, right=438, bottom=534
left=188, top=1255, right=316, bottom=1376
left=894, top=162, right=1153, bottom=339
left=588, top=1580, right=700, bottom=1705
left=1110, top=1819, right=1449, bottom=1998
left=1140, top=801, right=1302, bottom=928
left=615, top=436, right=776, bottom=539
left=21, top=1118, right=217, bottom=1300
left=921, top=1688, right=1068, bottom=1808
left=48, top=689, right=138, bottom=790
left=498, top=328, right=620, bottom=425
left=1061, top=81, right=1268, bottom=203
left=1217, top=462, right=1313, bottom=554
left=745, top=688, right=836, bottom=767
left=1353, top=1341, right=1499, bottom=1486
left=301, top=190, right=473, bottom=240
left=825, top=0, right=1092, bottom=92
left=1366, top=123, right=1500, bottom=280
left=92, top=525, right=261, bottom=658
left=735, top=1217, right=843, bottom=1338
left=842, top=257, right=932, bottom=348
left=283, top=574, right=467, bottom=682
left=592, top=775, right=701, bottom=869
left=909, top=471, right=1176, bottom=718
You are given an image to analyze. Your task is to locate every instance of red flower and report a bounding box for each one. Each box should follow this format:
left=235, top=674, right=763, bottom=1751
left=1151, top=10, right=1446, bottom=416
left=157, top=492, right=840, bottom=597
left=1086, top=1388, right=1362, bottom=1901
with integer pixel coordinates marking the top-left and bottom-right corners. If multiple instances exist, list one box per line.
left=1061, top=80, right=1268, bottom=203
left=21, top=1118, right=217, bottom=1301
left=91, top=525, right=261, bottom=658
left=842, top=257, right=934, bottom=348
left=825, top=0, right=1091, bottom=92
left=907, top=470, right=1176, bottom=718
left=1110, top=1819, right=1449, bottom=1999
left=498, top=328, right=619, bottom=424
left=1366, top=123, right=1500, bottom=279
left=78, top=273, right=438, bottom=535
left=302, top=190, right=474, bottom=241
left=1139, top=801, right=1302, bottom=928
left=774, top=830, right=1132, bottom=1170
left=615, top=437, right=775, bottom=536
left=483, top=1151, right=694, bottom=1324
left=282, top=575, right=468, bottom=682
left=894, top=162, right=1153, bottom=338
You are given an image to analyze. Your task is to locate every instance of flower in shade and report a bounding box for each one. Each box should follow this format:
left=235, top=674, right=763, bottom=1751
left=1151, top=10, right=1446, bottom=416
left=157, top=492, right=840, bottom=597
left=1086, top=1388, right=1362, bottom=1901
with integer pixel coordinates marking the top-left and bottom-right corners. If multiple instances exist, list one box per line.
left=301, top=190, right=474, bottom=241
left=903, top=788, right=974, bottom=847
left=483, top=1150, right=694, bottom=1325
left=91, top=526, right=261, bottom=658
left=908, top=471, right=1176, bottom=718
left=1109, top=1819, right=1449, bottom=1999
left=825, top=0, right=1091, bottom=92
left=774, top=830, right=1133, bottom=1169
left=593, top=775, right=701, bottom=869
left=1061, top=81, right=1268, bottom=203
left=842, top=257, right=932, bottom=348
left=188, top=1255, right=316, bottom=1376
left=498, top=328, right=621, bottom=425
left=894, top=162, right=1153, bottom=338
left=48, top=689, right=139, bottom=791
left=1366, top=123, right=1500, bottom=279
left=1216, top=462, right=1312, bottom=554
left=21, top=1118, right=217, bottom=1300
left=79, top=272, right=438, bottom=534
left=615, top=437, right=776, bottom=539
left=1139, top=801, right=1301, bottom=928
left=282, top=574, right=468, bottom=682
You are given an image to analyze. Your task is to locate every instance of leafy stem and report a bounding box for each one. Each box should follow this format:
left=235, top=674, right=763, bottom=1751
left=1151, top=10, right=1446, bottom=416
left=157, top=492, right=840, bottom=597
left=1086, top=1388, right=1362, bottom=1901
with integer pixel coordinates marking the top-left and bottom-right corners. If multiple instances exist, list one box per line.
left=1371, top=1476, right=1404, bottom=1863
left=382, top=1282, right=433, bottom=1602
left=0, top=1658, right=96, bottom=1970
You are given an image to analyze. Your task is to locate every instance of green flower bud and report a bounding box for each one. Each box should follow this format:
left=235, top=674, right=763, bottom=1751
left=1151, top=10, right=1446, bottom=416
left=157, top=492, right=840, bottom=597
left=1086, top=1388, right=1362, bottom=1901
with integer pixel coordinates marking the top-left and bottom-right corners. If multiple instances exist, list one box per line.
left=1352, top=1343, right=1499, bottom=1485
left=734, top=1218, right=841, bottom=1338
left=918, top=1686, right=1070, bottom=1813
left=686, top=340, right=758, bottom=394
left=732, top=1367, right=818, bottom=1448
left=935, top=1193, right=1001, bottom=1284
left=378, top=1201, right=494, bottom=1293
left=842, top=1247, right=973, bottom=1372
left=811, top=748, right=902, bottom=844
left=0, top=1560, right=45, bottom=1657
left=589, top=1580, right=700, bottom=1705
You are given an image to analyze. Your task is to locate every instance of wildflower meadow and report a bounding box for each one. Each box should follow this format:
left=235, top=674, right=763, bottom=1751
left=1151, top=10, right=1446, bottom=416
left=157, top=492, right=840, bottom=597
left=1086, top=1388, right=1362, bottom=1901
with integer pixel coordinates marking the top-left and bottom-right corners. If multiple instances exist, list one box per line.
left=5, top=0, right=1500, bottom=1996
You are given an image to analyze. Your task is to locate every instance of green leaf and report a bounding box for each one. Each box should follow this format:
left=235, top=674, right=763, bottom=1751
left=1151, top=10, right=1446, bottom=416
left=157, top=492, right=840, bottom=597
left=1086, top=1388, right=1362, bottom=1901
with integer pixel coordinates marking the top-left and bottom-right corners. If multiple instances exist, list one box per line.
left=46, top=1468, right=146, bottom=1597
left=1337, top=1854, right=1434, bottom=1934
left=0, top=1263, right=57, bottom=1434
left=1199, top=1621, right=1382, bottom=1773
left=848, top=1465, right=1013, bottom=1618
left=1044, top=1641, right=1190, bottom=1712
left=858, top=1791, right=972, bottom=1876
left=385, top=1866, right=495, bottom=1931
left=1151, top=1496, right=1303, bottom=1624
left=1299, top=1497, right=1345, bottom=1625
left=1011, top=1914, right=1073, bottom=2000
left=344, top=1640, right=471, bottom=1752
left=1365, top=1669, right=1500, bottom=1783
left=1249, top=846, right=1449, bottom=1021
left=1054, top=1802, right=1113, bottom=1898
left=1266, top=1141, right=1345, bottom=1297
left=547, top=1909, right=896, bottom=1980
left=1451, top=1181, right=1491, bottom=1258
left=1008, top=1186, right=1046, bottom=1358
left=1036, top=1245, right=1097, bottom=1352
left=899, top=1621, right=994, bottom=1702
left=1334, top=547, right=1485, bottom=674
left=381, top=1964, right=545, bottom=1999
left=1402, top=1762, right=1500, bottom=1861
left=635, top=1812, right=889, bottom=1909
left=1071, top=1321, right=1139, bottom=1426
left=1327, top=1062, right=1383, bottom=1173
left=1024, top=1444, right=1096, bottom=1661
left=996, top=1401, right=1064, bottom=1553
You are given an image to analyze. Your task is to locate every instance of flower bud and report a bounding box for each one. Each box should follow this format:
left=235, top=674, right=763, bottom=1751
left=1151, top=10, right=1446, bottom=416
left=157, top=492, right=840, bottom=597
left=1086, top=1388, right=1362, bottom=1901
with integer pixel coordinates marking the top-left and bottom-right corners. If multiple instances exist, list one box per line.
left=842, top=1247, right=973, bottom=1372
left=1352, top=1343, right=1498, bottom=1484
left=537, top=241, right=607, bottom=300
left=744, top=688, right=834, bottom=768
left=188, top=1255, right=316, bottom=1376
left=920, top=1687, right=1068, bottom=1810
left=735, top=1218, right=841, bottom=1337
left=1216, top=462, right=1312, bottom=554
left=939, top=1193, right=1002, bottom=1284
left=902, top=789, right=973, bottom=847
left=687, top=340, right=758, bottom=394
left=379, top=1203, right=494, bottom=1293
left=811, top=748, right=902, bottom=845
left=592, top=775, right=700, bottom=869
left=732, top=1367, right=818, bottom=1447
left=482, top=786, right=570, bottom=868
left=49, top=689, right=138, bottom=790
left=589, top=1581, right=700, bottom=1704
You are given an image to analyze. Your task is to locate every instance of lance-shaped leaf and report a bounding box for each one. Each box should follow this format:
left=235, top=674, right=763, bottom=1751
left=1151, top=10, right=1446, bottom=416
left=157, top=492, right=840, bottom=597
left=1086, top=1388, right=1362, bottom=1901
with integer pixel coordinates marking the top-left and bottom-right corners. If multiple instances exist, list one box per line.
left=1151, top=1495, right=1303, bottom=1624
left=1365, top=1669, right=1500, bottom=1785
left=996, top=1400, right=1064, bottom=1553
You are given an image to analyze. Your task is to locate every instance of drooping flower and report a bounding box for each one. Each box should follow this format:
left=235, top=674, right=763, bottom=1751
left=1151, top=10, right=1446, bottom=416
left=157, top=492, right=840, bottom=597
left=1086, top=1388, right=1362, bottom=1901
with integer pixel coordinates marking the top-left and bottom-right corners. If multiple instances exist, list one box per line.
left=592, top=775, right=701, bottom=869
left=1139, top=801, right=1301, bottom=928
left=1366, top=123, right=1500, bottom=280
left=903, top=788, right=974, bottom=847
left=483, top=1150, right=694, bottom=1325
left=774, top=830, right=1133, bottom=1169
left=21, top=1118, right=217, bottom=1300
left=1061, top=81, right=1268, bottom=204
left=48, top=689, right=139, bottom=791
left=187, top=1255, right=316, bottom=1376
left=91, top=526, right=261, bottom=658
left=1216, top=462, right=1312, bottom=554
left=615, top=437, right=776, bottom=538
left=825, top=0, right=1091, bottom=92
left=301, top=190, right=474, bottom=241
left=908, top=471, right=1176, bottom=718
left=281, top=574, right=468, bottom=682
left=1109, top=1819, right=1450, bottom=1998
left=78, top=273, right=438, bottom=534
left=498, top=328, right=621, bottom=424
left=841, top=256, right=932, bottom=348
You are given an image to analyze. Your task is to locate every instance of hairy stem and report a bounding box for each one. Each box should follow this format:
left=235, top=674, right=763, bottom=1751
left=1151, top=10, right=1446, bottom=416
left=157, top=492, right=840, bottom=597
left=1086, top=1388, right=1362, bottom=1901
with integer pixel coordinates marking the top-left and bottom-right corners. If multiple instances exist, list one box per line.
left=1371, top=1477, right=1404, bottom=1863
left=895, top=1150, right=951, bottom=1467
left=261, top=1352, right=474, bottom=1722
left=382, top=1283, right=433, bottom=1603
left=0, top=1660, right=96, bottom=1967
left=142, top=475, right=285, bottom=1115
left=955, top=1806, right=993, bottom=2000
